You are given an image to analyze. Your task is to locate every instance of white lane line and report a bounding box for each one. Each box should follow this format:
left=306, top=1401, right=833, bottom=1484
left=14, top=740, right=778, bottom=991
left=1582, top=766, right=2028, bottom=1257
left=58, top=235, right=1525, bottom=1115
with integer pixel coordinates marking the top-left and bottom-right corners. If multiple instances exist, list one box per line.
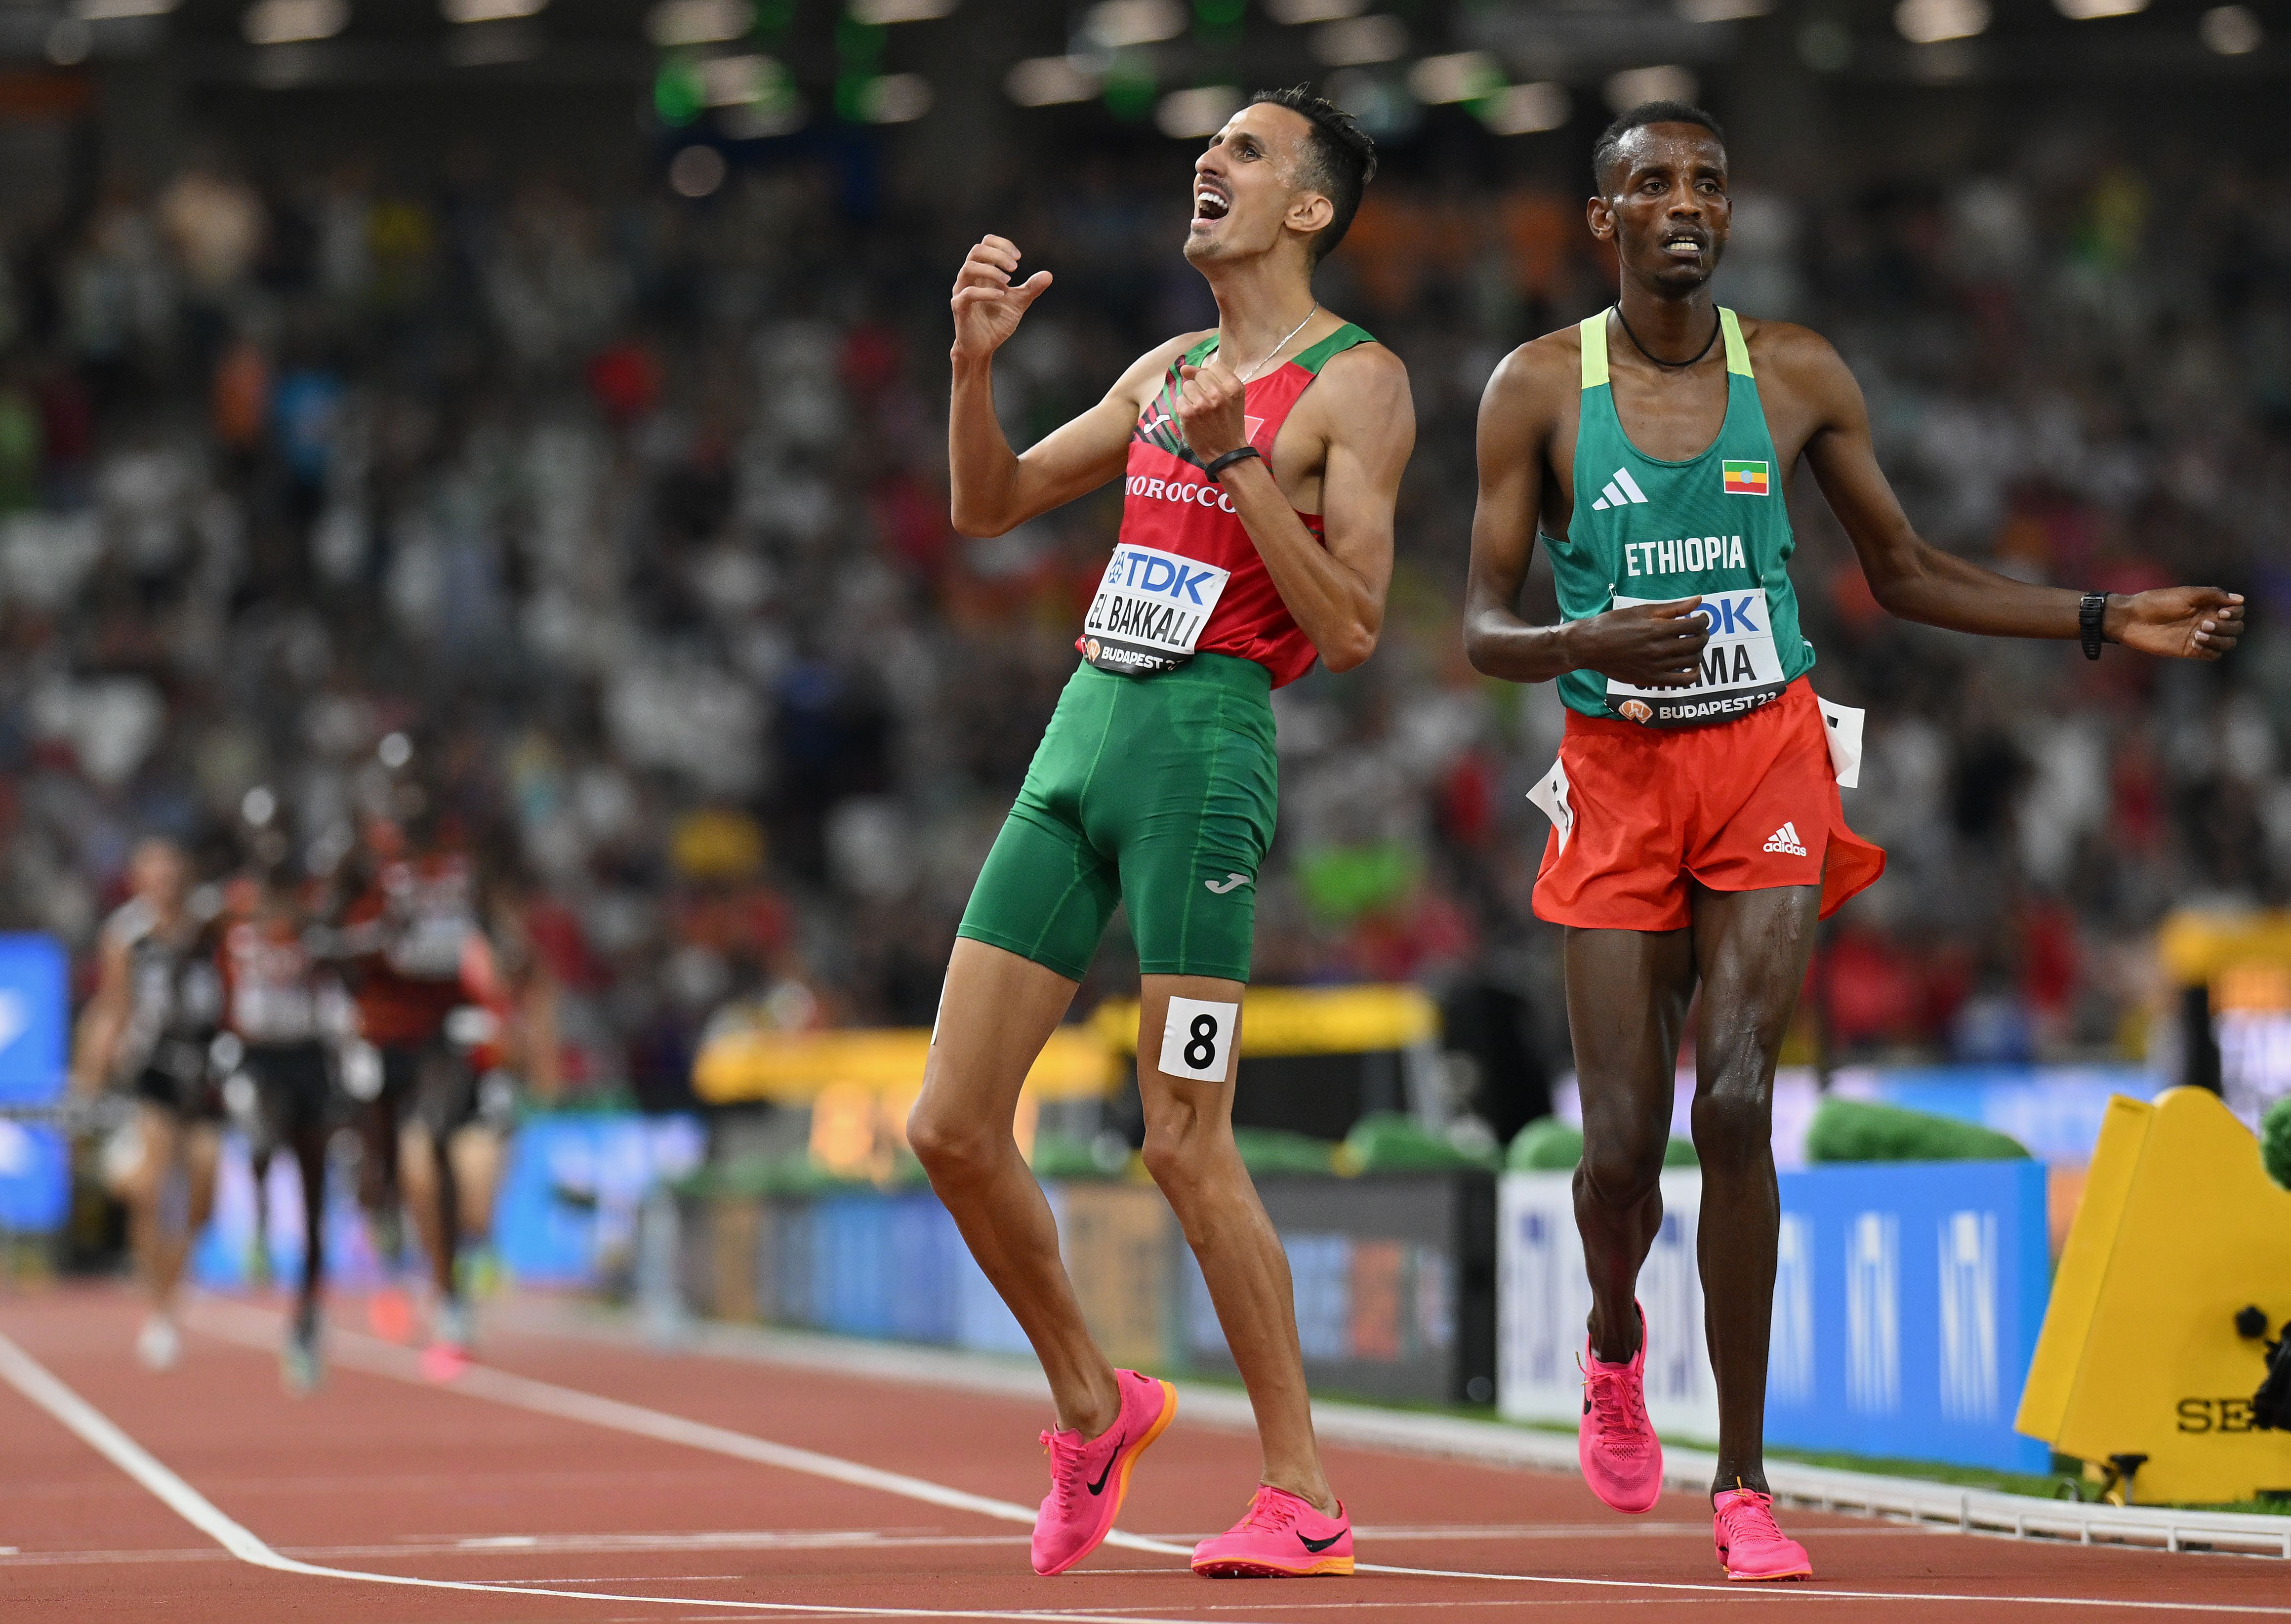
left=0, top=1329, right=1286, bottom=1624
left=187, top=1303, right=2291, bottom=1618
left=187, top=1298, right=1191, bottom=1561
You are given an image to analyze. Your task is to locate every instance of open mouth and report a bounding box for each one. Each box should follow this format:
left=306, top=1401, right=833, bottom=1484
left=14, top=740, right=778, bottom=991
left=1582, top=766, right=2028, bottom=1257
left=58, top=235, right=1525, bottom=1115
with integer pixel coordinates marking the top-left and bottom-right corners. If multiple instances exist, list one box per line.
left=1662, top=235, right=1704, bottom=257
left=1194, top=186, right=1230, bottom=223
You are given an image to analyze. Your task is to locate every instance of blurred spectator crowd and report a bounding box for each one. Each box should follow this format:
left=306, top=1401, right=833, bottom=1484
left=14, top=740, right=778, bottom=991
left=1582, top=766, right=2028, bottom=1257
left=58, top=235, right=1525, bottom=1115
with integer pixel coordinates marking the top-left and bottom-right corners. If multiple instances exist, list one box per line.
left=1, top=113, right=2286, bottom=1115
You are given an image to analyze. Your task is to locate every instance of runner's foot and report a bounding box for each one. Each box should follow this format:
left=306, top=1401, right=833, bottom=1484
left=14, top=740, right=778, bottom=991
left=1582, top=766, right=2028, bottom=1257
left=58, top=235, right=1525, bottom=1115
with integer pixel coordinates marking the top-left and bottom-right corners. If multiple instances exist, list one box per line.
left=1579, top=1300, right=1662, bottom=1513
left=419, top=1297, right=472, bottom=1383
left=1190, top=1485, right=1352, bottom=1578
left=1030, top=1369, right=1177, bottom=1576
left=134, top=1315, right=180, bottom=1372
left=280, top=1306, right=322, bottom=1396
left=367, top=1285, right=414, bottom=1344
left=1713, top=1485, right=1812, bottom=1582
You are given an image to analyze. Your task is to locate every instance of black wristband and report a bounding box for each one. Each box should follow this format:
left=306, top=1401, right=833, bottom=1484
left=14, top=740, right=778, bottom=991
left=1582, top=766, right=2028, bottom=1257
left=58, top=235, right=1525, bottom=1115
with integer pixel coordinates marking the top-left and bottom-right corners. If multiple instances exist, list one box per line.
left=2079, top=591, right=2107, bottom=660
left=1205, top=445, right=1262, bottom=481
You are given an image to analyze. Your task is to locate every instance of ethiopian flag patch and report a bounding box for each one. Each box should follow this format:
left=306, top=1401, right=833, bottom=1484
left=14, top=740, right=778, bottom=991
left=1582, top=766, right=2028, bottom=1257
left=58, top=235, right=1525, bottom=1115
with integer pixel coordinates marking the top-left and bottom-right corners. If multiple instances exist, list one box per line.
left=1722, top=460, right=1769, bottom=495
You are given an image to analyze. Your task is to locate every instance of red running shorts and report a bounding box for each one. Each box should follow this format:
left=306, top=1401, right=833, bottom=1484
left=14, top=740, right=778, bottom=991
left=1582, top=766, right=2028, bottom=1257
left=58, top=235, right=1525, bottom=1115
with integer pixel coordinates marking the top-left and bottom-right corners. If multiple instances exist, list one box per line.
left=1532, top=677, right=1886, bottom=933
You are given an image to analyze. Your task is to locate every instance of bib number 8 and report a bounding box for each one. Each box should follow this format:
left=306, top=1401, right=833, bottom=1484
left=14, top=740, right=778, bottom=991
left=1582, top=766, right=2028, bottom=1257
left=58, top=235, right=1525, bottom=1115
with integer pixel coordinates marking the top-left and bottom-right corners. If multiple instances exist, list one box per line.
left=1158, top=996, right=1239, bottom=1083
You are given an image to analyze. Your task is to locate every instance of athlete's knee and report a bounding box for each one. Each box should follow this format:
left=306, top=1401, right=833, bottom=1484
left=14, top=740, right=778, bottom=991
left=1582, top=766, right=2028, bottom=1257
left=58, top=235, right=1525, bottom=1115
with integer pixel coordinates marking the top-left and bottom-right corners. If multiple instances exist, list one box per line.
left=1139, top=1098, right=1231, bottom=1200
left=1577, top=1128, right=1666, bottom=1209
left=904, top=1101, right=1007, bottom=1182
left=1690, top=1083, right=1773, bottom=1171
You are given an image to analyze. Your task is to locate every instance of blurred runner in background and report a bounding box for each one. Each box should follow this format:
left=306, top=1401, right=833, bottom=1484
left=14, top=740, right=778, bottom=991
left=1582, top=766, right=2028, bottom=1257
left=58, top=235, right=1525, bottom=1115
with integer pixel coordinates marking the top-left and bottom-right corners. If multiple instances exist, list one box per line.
left=215, top=859, right=344, bottom=1393
left=396, top=848, right=560, bottom=1378
left=339, top=770, right=483, bottom=1370
left=68, top=838, right=226, bottom=1372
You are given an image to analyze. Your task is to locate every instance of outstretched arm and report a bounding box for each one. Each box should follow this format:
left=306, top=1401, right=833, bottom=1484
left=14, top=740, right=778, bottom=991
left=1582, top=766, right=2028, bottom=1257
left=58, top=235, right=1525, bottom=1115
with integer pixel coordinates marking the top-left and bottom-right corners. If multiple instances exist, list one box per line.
left=1793, top=331, right=2244, bottom=659
left=947, top=234, right=1185, bottom=538
left=1463, top=344, right=1712, bottom=688
left=1176, top=346, right=1412, bottom=672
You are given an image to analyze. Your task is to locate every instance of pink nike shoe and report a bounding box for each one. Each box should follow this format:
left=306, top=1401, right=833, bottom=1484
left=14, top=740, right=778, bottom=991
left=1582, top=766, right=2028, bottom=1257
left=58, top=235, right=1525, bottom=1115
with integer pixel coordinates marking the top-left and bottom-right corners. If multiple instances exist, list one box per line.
left=1030, top=1369, right=1177, bottom=1576
left=1579, top=1300, right=1663, bottom=1514
left=1190, top=1485, right=1353, bottom=1578
left=1713, top=1485, right=1812, bottom=1581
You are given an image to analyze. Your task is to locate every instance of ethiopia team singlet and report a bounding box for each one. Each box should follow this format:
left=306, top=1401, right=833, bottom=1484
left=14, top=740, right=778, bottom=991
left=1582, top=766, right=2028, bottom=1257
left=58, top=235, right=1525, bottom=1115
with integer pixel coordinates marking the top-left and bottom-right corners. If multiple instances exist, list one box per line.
left=1079, top=322, right=1374, bottom=688
left=1546, top=308, right=1815, bottom=727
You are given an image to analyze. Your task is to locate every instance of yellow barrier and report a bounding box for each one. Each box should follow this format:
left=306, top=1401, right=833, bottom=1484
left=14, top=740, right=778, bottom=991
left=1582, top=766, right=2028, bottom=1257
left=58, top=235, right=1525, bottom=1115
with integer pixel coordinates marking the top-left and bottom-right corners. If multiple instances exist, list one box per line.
left=1090, top=982, right=1439, bottom=1057
left=691, top=1025, right=1115, bottom=1105
left=2015, top=1087, right=2291, bottom=1503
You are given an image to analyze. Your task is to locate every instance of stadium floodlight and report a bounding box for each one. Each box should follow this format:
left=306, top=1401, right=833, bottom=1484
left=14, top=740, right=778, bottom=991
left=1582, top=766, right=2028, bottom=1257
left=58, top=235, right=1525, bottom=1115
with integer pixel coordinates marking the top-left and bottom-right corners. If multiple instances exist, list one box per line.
left=2053, top=0, right=2144, bottom=15
left=442, top=0, right=545, bottom=21
left=1604, top=63, right=1697, bottom=111
left=1675, top=0, right=1773, bottom=20
left=1893, top=0, right=1987, bottom=41
left=700, top=52, right=782, bottom=105
left=1006, top=54, right=1102, bottom=106
left=243, top=0, right=348, bottom=44
left=1312, top=15, right=1406, bottom=66
left=1405, top=50, right=1500, bottom=104
left=848, top=0, right=955, bottom=21
left=2200, top=2, right=2261, bottom=52
left=1478, top=81, right=1569, bottom=136
left=1267, top=0, right=1362, bottom=22
left=69, top=0, right=181, bottom=19
left=858, top=72, right=932, bottom=122
left=1083, top=0, right=1185, bottom=50
left=1155, top=83, right=1242, bottom=139
left=648, top=0, right=752, bottom=47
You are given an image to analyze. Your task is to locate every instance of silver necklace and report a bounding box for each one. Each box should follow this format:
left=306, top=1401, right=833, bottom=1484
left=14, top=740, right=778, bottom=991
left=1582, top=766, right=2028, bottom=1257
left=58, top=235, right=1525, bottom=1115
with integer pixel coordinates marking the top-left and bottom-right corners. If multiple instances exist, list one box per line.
left=1231, top=305, right=1319, bottom=382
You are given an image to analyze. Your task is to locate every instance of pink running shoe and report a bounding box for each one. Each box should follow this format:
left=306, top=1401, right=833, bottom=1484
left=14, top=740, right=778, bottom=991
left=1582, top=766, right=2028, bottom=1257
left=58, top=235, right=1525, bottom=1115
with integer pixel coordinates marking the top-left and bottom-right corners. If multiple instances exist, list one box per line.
left=1713, top=1485, right=1812, bottom=1581
left=1190, top=1485, right=1353, bottom=1578
left=1031, top=1369, right=1178, bottom=1576
left=1579, top=1300, right=1662, bottom=1514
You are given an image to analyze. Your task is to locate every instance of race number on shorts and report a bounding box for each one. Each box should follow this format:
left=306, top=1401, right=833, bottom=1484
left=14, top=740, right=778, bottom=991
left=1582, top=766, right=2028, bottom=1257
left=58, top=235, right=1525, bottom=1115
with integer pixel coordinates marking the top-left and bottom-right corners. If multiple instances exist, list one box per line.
left=1158, top=996, right=1239, bottom=1083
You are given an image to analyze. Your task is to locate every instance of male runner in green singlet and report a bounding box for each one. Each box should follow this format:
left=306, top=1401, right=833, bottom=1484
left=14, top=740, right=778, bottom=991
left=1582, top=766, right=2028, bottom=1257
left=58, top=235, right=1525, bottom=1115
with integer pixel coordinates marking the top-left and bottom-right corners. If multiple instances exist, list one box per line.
left=906, top=88, right=1414, bottom=1579
left=1466, top=101, right=2243, bottom=1582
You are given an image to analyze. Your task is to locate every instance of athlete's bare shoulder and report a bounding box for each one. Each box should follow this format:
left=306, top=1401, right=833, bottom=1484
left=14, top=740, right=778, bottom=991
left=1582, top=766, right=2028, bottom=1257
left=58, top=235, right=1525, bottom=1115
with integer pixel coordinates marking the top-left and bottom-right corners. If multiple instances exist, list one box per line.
left=1312, top=335, right=1412, bottom=431
left=1478, top=324, right=1579, bottom=438
left=1106, top=330, right=1210, bottom=410
left=1737, top=317, right=1857, bottom=407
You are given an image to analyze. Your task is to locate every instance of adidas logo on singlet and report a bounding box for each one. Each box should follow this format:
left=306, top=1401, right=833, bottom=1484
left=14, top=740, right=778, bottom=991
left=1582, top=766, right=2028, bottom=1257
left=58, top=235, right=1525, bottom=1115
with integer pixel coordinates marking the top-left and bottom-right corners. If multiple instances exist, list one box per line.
left=1590, top=468, right=1650, bottom=512
left=1762, top=821, right=1808, bottom=857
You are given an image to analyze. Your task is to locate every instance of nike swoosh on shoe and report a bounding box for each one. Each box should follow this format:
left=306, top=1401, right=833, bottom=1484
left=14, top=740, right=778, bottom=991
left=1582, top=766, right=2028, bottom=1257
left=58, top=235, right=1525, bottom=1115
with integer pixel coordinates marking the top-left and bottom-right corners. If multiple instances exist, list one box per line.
left=1086, top=1435, right=1124, bottom=1495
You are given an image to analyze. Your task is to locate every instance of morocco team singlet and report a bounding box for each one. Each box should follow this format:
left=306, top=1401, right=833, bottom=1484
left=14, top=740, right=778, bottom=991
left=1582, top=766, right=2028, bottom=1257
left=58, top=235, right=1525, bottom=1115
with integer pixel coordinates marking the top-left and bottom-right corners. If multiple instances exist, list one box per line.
left=1079, top=322, right=1374, bottom=688
left=1546, top=308, right=1815, bottom=728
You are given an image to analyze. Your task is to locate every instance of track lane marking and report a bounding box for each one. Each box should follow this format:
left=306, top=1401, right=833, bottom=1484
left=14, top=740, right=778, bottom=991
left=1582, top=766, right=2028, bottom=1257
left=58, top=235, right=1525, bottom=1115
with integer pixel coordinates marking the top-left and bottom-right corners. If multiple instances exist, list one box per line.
left=183, top=1303, right=2291, bottom=1617
left=0, top=1328, right=1290, bottom=1624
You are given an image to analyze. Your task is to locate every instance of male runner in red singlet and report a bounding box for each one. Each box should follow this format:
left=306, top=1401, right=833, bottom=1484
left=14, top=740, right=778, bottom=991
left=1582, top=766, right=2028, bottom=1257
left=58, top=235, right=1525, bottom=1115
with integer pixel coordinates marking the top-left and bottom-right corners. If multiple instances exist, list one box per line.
left=340, top=805, right=486, bottom=1371
left=1466, top=102, right=2244, bottom=1581
left=906, top=88, right=1414, bottom=1579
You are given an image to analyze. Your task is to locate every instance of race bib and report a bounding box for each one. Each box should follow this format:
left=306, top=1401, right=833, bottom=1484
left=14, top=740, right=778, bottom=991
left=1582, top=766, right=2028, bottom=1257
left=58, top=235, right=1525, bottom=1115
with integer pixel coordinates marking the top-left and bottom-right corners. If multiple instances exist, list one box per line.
left=1081, top=543, right=1230, bottom=677
left=1606, top=589, right=1786, bottom=728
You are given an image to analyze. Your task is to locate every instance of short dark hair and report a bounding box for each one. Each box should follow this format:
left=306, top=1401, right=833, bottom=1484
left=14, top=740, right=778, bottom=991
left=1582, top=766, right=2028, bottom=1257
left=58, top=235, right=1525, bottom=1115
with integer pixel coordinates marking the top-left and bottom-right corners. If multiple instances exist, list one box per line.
left=1593, top=100, right=1726, bottom=193
left=1249, top=86, right=1377, bottom=264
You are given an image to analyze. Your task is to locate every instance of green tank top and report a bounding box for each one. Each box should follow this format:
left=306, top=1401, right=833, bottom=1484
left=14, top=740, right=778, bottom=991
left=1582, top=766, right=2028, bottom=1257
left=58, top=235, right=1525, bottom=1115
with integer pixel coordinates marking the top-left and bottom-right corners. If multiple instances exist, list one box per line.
left=1547, top=307, right=1814, bottom=727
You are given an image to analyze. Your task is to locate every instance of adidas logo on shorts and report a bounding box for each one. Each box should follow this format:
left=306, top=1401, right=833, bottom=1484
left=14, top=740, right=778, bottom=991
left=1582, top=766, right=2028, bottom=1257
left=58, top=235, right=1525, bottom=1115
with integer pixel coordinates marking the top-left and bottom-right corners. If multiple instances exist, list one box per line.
left=1762, top=821, right=1808, bottom=857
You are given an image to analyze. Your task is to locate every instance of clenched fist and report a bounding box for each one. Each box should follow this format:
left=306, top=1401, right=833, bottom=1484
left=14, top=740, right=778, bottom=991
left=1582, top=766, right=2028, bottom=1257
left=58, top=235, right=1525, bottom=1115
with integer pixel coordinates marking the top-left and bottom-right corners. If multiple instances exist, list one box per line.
left=1569, top=598, right=1712, bottom=689
left=1176, top=357, right=1249, bottom=463
left=950, top=235, right=1051, bottom=363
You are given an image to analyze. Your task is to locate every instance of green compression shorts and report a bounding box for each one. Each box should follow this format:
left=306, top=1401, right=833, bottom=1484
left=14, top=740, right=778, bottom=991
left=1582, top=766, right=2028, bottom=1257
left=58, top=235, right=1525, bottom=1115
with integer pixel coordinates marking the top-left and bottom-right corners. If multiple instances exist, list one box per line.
left=958, top=653, right=1278, bottom=984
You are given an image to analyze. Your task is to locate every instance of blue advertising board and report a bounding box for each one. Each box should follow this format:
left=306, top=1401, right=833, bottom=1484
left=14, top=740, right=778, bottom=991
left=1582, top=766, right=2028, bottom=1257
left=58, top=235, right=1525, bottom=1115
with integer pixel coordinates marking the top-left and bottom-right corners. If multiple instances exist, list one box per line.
left=1501, top=1159, right=2052, bottom=1472
left=0, top=935, right=70, bottom=1232
left=1762, top=1161, right=2051, bottom=1472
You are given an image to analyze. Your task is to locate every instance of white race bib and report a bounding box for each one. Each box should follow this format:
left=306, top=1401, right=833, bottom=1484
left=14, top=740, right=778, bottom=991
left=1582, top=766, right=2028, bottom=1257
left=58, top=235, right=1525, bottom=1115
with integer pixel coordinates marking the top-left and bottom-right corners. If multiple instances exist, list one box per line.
left=1081, top=544, right=1231, bottom=677
left=1606, top=588, right=1786, bottom=728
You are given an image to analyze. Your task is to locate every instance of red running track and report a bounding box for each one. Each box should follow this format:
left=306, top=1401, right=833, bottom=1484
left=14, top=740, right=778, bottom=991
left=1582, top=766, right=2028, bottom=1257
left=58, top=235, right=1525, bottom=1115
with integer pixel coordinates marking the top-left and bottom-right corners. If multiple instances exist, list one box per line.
left=0, top=1284, right=2281, bottom=1624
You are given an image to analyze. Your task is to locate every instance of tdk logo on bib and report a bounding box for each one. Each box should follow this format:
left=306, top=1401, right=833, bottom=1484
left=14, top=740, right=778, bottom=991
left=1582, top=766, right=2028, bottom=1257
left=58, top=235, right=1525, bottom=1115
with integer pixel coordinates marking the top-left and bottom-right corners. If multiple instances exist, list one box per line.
left=1082, top=543, right=1232, bottom=678
left=1606, top=588, right=1788, bottom=728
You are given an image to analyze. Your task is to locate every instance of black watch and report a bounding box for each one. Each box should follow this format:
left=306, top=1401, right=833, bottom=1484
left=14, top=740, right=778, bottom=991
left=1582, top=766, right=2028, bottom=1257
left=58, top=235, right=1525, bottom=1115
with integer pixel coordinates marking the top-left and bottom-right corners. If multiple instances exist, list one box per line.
left=2079, top=591, right=2108, bottom=661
